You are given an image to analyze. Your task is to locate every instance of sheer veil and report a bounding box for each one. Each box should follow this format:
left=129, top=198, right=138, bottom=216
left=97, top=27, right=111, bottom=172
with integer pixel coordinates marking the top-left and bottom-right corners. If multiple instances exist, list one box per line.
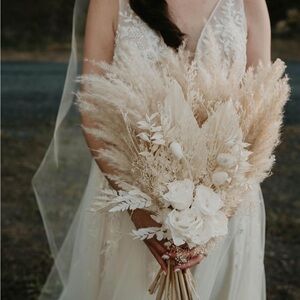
left=31, top=0, right=100, bottom=297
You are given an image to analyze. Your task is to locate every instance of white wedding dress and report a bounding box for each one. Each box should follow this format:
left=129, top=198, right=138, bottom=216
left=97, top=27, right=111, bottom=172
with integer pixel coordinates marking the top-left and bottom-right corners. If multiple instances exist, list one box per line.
left=35, top=0, right=266, bottom=299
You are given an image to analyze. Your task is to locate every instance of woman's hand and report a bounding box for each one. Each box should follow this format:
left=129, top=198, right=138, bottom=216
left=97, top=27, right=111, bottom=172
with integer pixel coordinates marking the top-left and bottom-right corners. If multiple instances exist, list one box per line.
left=130, top=209, right=169, bottom=272
left=130, top=209, right=205, bottom=272
left=167, top=246, right=205, bottom=271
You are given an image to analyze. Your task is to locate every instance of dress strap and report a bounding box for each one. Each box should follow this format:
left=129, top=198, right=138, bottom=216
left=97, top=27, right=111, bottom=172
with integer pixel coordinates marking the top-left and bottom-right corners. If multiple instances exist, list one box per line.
left=118, top=0, right=128, bottom=15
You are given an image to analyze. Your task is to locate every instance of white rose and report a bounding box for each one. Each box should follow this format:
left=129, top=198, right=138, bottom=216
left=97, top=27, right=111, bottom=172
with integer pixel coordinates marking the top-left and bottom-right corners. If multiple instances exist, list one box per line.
left=165, top=209, right=204, bottom=246
left=193, top=185, right=223, bottom=216
left=217, top=153, right=237, bottom=168
left=205, top=211, right=228, bottom=237
left=166, top=209, right=228, bottom=246
left=192, top=212, right=228, bottom=245
left=163, top=179, right=194, bottom=210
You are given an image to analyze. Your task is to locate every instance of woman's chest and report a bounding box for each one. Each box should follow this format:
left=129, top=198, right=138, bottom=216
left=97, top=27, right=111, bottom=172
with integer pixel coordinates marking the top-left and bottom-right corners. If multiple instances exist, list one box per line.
left=167, top=0, right=224, bottom=52
left=114, top=0, right=247, bottom=74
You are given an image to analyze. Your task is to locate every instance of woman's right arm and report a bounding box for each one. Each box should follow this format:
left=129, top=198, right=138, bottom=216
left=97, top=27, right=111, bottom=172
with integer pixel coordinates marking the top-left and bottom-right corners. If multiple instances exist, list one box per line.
left=81, top=0, right=119, bottom=182
left=81, top=0, right=169, bottom=271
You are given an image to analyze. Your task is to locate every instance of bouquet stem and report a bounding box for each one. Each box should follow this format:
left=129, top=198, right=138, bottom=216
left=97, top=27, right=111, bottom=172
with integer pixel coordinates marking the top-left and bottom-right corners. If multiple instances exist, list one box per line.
left=149, top=262, right=198, bottom=300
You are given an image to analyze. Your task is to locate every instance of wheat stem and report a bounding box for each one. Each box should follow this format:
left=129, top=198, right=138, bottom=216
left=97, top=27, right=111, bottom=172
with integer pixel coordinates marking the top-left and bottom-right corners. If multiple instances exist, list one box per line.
left=149, top=268, right=163, bottom=295
left=156, top=271, right=166, bottom=300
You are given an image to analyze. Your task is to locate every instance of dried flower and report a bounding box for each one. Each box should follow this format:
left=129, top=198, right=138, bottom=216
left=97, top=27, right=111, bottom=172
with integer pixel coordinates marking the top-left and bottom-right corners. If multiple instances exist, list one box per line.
left=169, top=141, right=184, bottom=160
left=151, top=132, right=165, bottom=145
left=137, top=132, right=150, bottom=142
left=212, top=171, right=229, bottom=186
left=216, top=153, right=237, bottom=168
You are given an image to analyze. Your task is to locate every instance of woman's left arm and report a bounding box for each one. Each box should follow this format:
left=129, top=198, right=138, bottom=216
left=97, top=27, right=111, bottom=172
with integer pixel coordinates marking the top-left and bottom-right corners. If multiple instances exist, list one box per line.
left=244, top=0, right=271, bottom=67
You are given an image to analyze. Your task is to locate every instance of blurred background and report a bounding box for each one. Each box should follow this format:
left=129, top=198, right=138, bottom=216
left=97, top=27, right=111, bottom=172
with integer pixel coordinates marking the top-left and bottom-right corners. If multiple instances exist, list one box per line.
left=1, top=0, right=300, bottom=299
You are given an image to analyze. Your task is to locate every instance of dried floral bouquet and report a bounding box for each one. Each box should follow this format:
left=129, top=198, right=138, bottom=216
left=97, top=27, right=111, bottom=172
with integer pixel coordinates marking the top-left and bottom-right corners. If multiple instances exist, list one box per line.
left=76, top=44, right=289, bottom=299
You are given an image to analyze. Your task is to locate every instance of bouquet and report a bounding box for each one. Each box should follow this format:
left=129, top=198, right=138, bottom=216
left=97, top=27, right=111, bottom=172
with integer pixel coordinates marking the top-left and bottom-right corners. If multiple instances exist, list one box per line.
left=76, top=43, right=289, bottom=299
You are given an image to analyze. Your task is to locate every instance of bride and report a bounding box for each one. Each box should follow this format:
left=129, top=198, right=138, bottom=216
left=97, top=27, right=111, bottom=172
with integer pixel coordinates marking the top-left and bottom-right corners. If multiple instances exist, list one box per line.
left=33, top=0, right=271, bottom=299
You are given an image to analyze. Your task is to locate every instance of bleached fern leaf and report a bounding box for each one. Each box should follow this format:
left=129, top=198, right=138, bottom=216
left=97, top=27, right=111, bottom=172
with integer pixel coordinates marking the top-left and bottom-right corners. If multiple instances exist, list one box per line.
left=131, top=227, right=164, bottom=241
left=89, top=189, right=119, bottom=212
left=109, top=189, right=152, bottom=212
left=90, top=187, right=152, bottom=213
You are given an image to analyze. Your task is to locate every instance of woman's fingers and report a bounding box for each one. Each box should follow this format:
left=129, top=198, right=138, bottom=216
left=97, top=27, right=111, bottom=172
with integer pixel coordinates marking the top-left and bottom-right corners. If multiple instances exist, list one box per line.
left=147, top=243, right=168, bottom=273
left=144, top=237, right=170, bottom=272
left=174, top=255, right=204, bottom=271
left=166, top=251, right=177, bottom=259
left=145, top=239, right=204, bottom=272
left=146, top=238, right=167, bottom=255
left=167, top=248, right=194, bottom=260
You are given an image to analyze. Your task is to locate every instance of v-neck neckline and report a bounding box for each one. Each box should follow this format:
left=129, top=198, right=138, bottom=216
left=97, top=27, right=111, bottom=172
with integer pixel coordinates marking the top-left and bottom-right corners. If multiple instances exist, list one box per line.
left=125, top=0, right=225, bottom=61
left=192, top=0, right=224, bottom=55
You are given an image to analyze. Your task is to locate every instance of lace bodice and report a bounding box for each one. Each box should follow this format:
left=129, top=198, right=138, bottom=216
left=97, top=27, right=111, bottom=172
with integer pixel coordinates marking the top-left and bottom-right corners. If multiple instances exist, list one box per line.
left=114, top=0, right=248, bottom=78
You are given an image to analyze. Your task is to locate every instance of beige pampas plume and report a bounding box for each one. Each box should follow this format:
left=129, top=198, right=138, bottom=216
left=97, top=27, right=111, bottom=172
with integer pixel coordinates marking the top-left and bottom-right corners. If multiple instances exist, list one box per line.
left=239, top=59, right=290, bottom=181
left=76, top=43, right=290, bottom=189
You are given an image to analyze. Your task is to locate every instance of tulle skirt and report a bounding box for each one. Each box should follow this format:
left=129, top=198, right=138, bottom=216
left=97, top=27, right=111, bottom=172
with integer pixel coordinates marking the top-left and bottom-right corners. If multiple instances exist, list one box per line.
left=40, top=160, right=266, bottom=300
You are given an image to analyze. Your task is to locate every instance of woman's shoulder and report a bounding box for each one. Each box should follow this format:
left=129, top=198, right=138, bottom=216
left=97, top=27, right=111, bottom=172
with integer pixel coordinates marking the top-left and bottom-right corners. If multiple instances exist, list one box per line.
left=243, top=0, right=271, bottom=66
left=243, top=0, right=269, bottom=22
left=243, top=0, right=270, bottom=31
left=243, top=0, right=268, bottom=6
left=89, top=0, right=120, bottom=33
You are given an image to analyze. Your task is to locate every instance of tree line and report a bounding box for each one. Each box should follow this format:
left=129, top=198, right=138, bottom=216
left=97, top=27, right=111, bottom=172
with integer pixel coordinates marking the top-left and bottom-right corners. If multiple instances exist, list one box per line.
left=2, top=0, right=299, bottom=50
